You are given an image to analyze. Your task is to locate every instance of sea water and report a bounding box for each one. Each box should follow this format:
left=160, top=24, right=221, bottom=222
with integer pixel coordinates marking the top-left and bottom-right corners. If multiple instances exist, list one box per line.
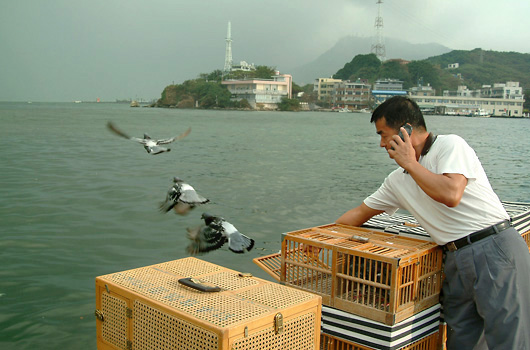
left=1, top=102, right=529, bottom=349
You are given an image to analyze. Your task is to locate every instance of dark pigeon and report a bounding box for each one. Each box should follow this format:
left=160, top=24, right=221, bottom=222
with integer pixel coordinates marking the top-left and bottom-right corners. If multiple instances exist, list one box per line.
left=186, top=213, right=255, bottom=255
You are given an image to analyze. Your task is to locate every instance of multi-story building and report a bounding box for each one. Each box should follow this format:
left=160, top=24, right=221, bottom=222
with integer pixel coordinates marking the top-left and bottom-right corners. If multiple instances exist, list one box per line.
left=222, top=72, right=292, bottom=109
left=372, top=79, right=407, bottom=104
left=409, top=84, right=436, bottom=97
left=313, top=78, right=342, bottom=104
left=333, top=79, right=372, bottom=110
left=442, top=85, right=480, bottom=98
left=373, top=79, right=404, bottom=91
left=480, top=82, right=523, bottom=100
left=410, top=82, right=525, bottom=117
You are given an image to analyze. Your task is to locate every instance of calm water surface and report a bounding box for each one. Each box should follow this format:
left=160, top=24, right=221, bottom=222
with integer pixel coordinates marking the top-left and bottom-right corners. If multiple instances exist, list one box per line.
left=1, top=102, right=529, bottom=349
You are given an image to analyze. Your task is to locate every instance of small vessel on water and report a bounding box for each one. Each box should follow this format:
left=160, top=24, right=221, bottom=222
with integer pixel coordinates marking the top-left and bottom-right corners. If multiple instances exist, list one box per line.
left=470, top=108, right=491, bottom=117
left=130, top=100, right=140, bottom=107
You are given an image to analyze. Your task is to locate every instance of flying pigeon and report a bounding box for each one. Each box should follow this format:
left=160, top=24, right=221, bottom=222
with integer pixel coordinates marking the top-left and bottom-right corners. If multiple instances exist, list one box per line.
left=186, top=213, right=255, bottom=255
left=159, top=177, right=209, bottom=215
left=107, top=121, right=191, bottom=155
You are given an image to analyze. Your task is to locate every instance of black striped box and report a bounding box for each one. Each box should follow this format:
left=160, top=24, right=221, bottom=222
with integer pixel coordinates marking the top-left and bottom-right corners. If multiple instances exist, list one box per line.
left=321, top=303, right=440, bottom=350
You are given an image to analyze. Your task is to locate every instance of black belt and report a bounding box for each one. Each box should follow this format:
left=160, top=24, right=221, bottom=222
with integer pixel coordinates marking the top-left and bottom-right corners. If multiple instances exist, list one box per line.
left=445, top=220, right=511, bottom=252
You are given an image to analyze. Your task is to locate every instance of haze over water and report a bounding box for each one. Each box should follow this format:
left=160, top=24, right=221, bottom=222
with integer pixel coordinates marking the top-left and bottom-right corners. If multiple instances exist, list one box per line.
left=1, top=102, right=529, bottom=349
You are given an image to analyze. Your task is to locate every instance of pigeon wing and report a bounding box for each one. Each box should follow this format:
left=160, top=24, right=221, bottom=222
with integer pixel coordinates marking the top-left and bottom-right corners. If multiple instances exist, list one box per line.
left=159, top=199, right=176, bottom=213
left=156, top=127, right=191, bottom=145
left=159, top=187, right=180, bottom=213
left=107, top=122, right=148, bottom=145
left=186, top=225, right=226, bottom=255
left=107, top=122, right=132, bottom=139
left=179, top=190, right=209, bottom=205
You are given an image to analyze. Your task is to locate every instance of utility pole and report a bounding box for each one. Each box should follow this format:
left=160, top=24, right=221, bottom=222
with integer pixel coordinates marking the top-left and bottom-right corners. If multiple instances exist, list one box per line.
left=371, top=0, right=386, bottom=62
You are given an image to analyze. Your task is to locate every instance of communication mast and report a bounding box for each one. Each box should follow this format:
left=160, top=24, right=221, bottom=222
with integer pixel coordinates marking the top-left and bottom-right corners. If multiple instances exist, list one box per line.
left=224, top=21, right=233, bottom=72
left=371, top=0, right=386, bottom=62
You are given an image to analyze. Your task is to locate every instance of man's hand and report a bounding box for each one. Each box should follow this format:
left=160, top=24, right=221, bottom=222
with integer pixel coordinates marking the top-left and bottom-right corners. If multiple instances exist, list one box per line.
left=388, top=126, right=417, bottom=172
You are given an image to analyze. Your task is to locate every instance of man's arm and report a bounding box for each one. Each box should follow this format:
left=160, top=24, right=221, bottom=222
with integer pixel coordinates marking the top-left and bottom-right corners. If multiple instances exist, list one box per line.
left=336, top=202, right=384, bottom=226
left=407, top=166, right=468, bottom=207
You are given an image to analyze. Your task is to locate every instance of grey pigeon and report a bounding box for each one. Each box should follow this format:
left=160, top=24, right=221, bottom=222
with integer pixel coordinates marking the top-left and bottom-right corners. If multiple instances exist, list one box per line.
left=159, top=177, right=209, bottom=215
left=186, top=213, right=255, bottom=255
left=107, top=121, right=191, bottom=155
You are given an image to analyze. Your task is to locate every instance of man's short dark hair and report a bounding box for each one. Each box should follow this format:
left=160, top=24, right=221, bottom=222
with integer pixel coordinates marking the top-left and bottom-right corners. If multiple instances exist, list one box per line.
left=370, top=96, right=427, bottom=131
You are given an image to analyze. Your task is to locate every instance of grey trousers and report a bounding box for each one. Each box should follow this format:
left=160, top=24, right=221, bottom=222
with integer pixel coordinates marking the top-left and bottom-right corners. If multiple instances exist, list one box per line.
left=442, top=227, right=530, bottom=350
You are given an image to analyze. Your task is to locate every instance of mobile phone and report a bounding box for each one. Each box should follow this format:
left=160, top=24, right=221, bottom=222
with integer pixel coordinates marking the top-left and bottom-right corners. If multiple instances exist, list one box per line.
left=398, top=124, right=412, bottom=141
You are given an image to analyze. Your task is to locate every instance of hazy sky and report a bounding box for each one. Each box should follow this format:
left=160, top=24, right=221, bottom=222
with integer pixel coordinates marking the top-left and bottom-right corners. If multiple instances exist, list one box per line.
left=1, top=0, right=529, bottom=102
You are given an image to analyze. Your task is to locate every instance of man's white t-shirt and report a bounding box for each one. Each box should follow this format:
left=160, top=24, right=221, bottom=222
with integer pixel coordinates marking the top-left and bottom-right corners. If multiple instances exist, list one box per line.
left=364, top=134, right=509, bottom=245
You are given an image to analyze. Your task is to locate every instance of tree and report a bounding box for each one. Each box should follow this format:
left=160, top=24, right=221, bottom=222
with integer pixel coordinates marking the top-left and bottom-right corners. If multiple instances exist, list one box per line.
left=199, top=70, right=224, bottom=82
left=277, top=97, right=300, bottom=111
left=379, top=60, right=410, bottom=86
left=224, top=65, right=276, bottom=80
left=237, top=99, right=251, bottom=109
left=334, top=53, right=381, bottom=81
left=253, top=65, right=277, bottom=79
left=407, top=61, right=440, bottom=88
left=292, top=82, right=304, bottom=97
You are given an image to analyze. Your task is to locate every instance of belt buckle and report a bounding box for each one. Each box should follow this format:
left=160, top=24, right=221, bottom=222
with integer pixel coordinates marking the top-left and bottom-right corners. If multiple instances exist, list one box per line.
left=446, top=241, right=457, bottom=252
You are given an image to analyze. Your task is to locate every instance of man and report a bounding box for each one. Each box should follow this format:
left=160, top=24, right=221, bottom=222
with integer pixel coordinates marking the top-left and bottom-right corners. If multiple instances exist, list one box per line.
left=336, top=96, right=530, bottom=350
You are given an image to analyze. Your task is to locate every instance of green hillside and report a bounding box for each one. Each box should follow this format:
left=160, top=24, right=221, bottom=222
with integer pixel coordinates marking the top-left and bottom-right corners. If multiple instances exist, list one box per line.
left=425, top=48, right=530, bottom=90
left=333, top=49, right=530, bottom=108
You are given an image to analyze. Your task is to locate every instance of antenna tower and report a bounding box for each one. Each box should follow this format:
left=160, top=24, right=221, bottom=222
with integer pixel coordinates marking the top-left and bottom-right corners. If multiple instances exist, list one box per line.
left=224, top=21, right=233, bottom=72
left=371, top=0, right=386, bottom=62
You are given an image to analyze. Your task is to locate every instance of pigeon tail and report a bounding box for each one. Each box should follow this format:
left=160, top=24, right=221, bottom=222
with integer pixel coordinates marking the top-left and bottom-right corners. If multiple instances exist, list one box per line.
left=228, top=232, right=255, bottom=254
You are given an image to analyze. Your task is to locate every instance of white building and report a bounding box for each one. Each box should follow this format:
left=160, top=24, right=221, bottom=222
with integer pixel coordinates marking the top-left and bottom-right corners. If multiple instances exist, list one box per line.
left=222, top=73, right=292, bottom=109
left=418, top=81, right=525, bottom=116
left=410, top=94, right=524, bottom=117
left=231, top=61, right=256, bottom=72
left=480, top=82, right=523, bottom=100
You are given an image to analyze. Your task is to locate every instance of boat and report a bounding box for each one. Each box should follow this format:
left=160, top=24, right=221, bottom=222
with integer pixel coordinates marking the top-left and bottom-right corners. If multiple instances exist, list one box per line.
left=471, top=108, right=491, bottom=117
left=337, top=107, right=351, bottom=113
left=130, top=100, right=140, bottom=107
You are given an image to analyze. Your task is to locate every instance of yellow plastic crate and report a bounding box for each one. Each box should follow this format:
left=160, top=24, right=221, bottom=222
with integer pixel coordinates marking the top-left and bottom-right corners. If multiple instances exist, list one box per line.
left=95, top=257, right=321, bottom=349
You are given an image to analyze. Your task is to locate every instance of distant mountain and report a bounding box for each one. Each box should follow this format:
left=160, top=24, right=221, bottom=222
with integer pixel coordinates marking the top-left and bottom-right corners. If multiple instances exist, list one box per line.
left=287, top=35, right=451, bottom=85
